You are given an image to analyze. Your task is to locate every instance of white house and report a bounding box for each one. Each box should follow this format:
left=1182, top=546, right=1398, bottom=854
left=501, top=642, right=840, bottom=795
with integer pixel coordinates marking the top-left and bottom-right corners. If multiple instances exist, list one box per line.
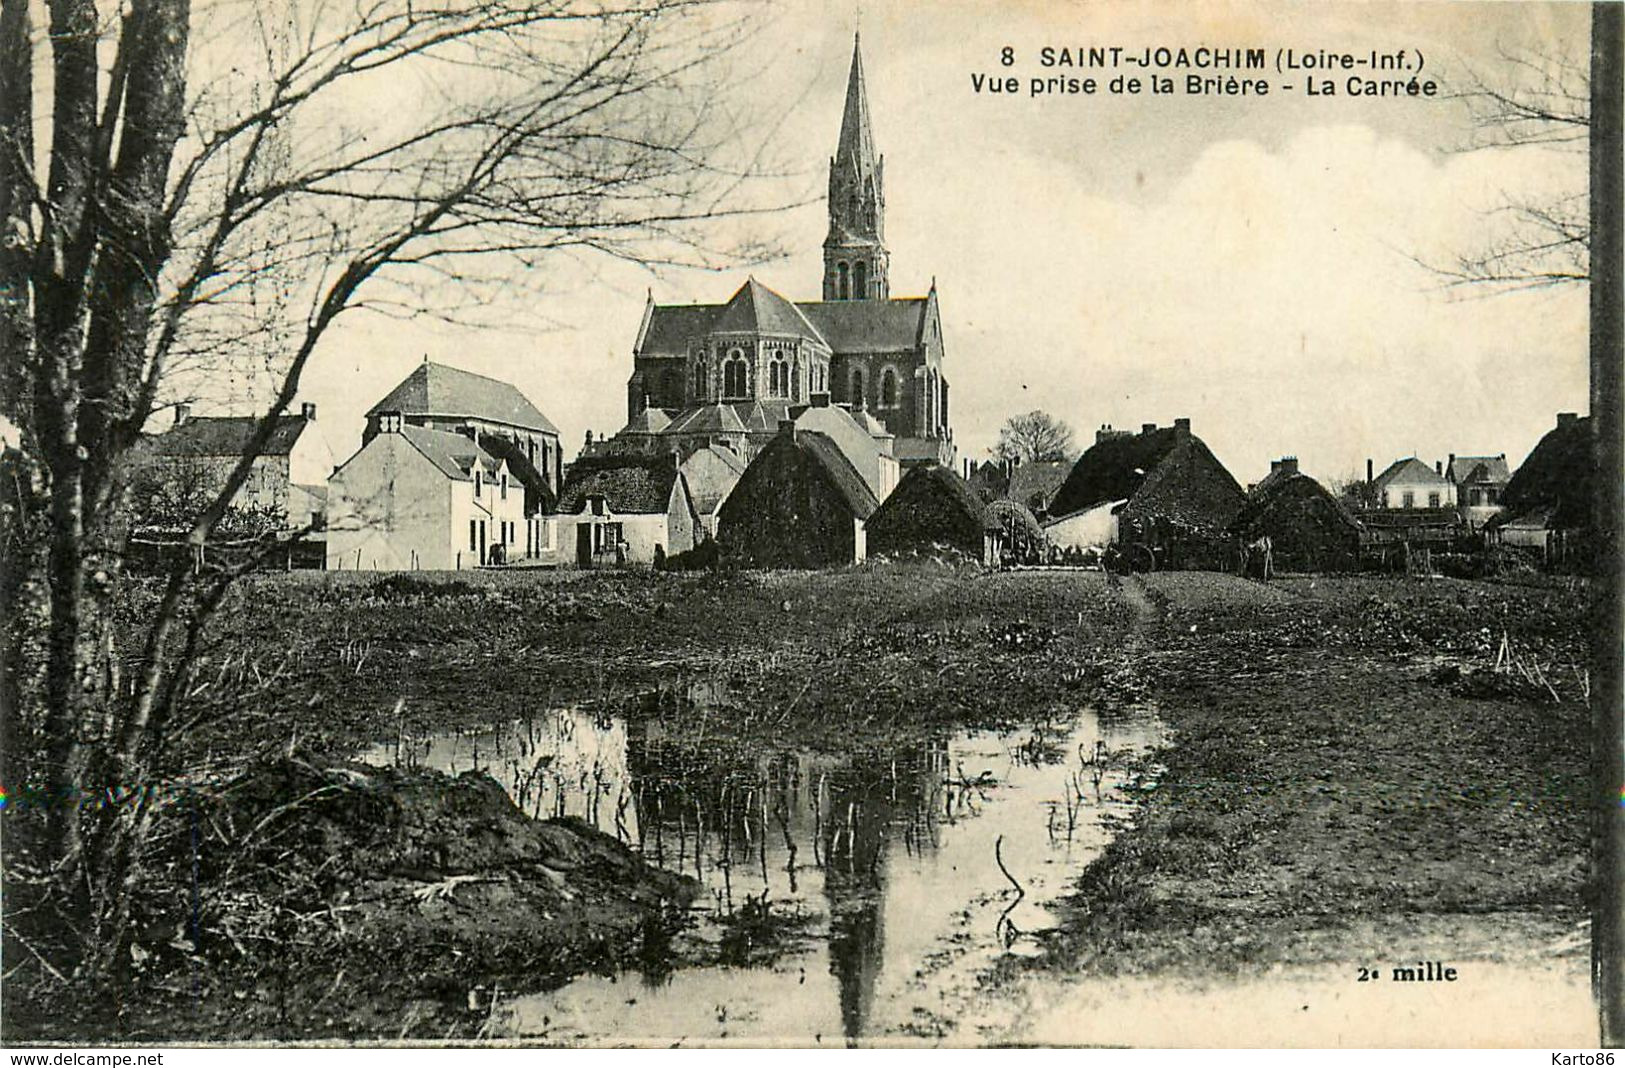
left=326, top=417, right=524, bottom=570
left=552, top=453, right=701, bottom=568
left=679, top=445, right=747, bottom=537
left=1372, top=457, right=1456, bottom=510
left=1044, top=499, right=1123, bottom=550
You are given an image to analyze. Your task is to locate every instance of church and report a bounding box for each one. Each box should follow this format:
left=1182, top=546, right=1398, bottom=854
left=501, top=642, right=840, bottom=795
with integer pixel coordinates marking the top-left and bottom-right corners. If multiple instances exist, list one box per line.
left=606, top=34, right=955, bottom=470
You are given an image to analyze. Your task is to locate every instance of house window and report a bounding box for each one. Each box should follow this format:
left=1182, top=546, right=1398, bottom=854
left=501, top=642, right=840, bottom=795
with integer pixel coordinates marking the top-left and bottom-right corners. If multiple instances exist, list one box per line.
left=1401, top=491, right=1415, bottom=508
left=1428, top=492, right=1441, bottom=508
left=1487, top=488, right=1499, bottom=505
left=474, top=471, right=482, bottom=498
left=879, top=367, right=897, bottom=409
left=469, top=519, right=478, bottom=552
left=500, top=473, right=508, bottom=500
left=723, top=349, right=748, bottom=399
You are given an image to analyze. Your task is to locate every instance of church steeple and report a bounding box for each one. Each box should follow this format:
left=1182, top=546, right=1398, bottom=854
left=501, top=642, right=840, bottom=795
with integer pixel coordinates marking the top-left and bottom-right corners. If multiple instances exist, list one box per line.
left=824, top=32, right=888, bottom=302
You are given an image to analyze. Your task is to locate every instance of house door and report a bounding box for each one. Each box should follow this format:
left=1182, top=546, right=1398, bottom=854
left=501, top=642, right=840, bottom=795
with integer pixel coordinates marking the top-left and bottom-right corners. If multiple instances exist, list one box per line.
left=478, top=520, right=487, bottom=564
left=576, top=524, right=593, bottom=568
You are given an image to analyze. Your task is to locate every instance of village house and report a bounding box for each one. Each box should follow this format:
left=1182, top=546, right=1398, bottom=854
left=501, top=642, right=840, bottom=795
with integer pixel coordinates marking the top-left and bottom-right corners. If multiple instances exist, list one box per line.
left=1359, top=456, right=1462, bottom=547
left=1043, top=499, right=1121, bottom=554
left=1445, top=453, right=1511, bottom=530
left=1488, top=412, right=1592, bottom=564
left=553, top=453, right=701, bottom=568
left=679, top=445, right=748, bottom=537
left=1372, top=456, right=1455, bottom=510
left=1047, top=418, right=1246, bottom=569
left=365, top=360, right=564, bottom=512
left=326, top=416, right=524, bottom=570
left=865, top=464, right=999, bottom=564
left=716, top=421, right=879, bottom=568
left=1232, top=459, right=1363, bottom=573
left=139, top=401, right=335, bottom=537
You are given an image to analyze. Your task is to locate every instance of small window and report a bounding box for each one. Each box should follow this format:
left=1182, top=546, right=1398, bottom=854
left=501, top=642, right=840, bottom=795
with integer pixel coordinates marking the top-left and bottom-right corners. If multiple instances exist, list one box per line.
left=1428, top=492, right=1440, bottom=508
left=1401, top=491, right=1415, bottom=508
left=474, top=471, right=482, bottom=498
left=469, top=520, right=478, bottom=552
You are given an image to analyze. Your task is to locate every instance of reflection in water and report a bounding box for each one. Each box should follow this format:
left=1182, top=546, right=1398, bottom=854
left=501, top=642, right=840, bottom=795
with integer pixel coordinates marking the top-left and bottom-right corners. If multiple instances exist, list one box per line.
left=359, top=693, right=1162, bottom=1045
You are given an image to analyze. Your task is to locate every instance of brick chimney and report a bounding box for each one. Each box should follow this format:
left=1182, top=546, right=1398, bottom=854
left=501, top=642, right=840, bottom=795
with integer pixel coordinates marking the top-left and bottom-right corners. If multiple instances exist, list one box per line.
left=1366, top=457, right=1374, bottom=483
left=1173, top=417, right=1191, bottom=438
left=1434, top=459, right=1443, bottom=475
left=1281, top=456, right=1298, bottom=476
left=1140, top=422, right=1157, bottom=436
left=174, top=403, right=191, bottom=425
left=301, top=401, right=317, bottom=421
left=778, top=418, right=797, bottom=442
left=1557, top=412, right=1579, bottom=428
left=809, top=391, right=830, bottom=408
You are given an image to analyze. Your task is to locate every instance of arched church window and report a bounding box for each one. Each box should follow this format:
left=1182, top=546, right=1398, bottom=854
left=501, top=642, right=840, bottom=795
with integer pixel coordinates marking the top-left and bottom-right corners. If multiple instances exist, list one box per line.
left=851, top=368, right=865, bottom=407
left=837, top=262, right=850, bottom=300
left=693, top=358, right=707, bottom=398
left=723, top=349, right=748, bottom=399
left=768, top=355, right=789, bottom=398
left=854, top=260, right=868, bottom=299
left=880, top=367, right=897, bottom=408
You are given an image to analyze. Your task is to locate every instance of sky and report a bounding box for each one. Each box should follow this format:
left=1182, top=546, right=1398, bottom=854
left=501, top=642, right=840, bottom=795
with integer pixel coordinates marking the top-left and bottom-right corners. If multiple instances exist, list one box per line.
left=286, top=0, right=1591, bottom=488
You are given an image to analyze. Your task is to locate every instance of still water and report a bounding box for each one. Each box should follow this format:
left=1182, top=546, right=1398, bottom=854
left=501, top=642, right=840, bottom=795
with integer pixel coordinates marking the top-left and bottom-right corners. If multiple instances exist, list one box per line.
left=360, top=697, right=1162, bottom=1045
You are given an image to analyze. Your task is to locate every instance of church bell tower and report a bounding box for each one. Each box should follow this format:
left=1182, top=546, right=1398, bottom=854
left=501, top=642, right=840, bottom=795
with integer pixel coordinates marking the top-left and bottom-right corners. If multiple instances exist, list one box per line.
left=823, top=33, right=889, bottom=302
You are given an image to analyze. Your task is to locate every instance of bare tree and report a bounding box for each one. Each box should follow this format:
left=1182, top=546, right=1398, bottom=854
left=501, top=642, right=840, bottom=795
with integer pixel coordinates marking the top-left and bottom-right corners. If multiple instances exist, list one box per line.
left=992, top=410, right=1077, bottom=465
left=1433, top=37, right=1591, bottom=290
left=0, top=0, right=792, bottom=980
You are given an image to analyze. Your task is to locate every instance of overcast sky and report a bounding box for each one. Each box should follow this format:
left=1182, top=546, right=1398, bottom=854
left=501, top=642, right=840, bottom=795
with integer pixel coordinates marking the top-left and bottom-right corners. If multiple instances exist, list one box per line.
left=294, top=0, right=1591, bottom=487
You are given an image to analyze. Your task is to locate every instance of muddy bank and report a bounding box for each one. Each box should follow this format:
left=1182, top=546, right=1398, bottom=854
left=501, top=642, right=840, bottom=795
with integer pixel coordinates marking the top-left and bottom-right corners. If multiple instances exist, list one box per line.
left=1034, top=573, right=1590, bottom=981
left=10, top=759, right=697, bottom=1042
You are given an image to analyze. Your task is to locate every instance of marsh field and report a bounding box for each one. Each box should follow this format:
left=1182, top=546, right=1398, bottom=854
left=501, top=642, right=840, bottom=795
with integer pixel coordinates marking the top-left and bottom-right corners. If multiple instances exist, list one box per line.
left=3, top=564, right=1595, bottom=1045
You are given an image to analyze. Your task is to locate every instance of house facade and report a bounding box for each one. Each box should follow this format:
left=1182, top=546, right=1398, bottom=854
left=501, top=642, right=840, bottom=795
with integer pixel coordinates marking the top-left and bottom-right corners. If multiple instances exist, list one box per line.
left=140, top=402, right=335, bottom=534
left=552, top=454, right=701, bottom=568
left=326, top=419, right=524, bottom=570
left=1372, top=457, right=1456, bottom=510
left=1445, top=453, right=1510, bottom=530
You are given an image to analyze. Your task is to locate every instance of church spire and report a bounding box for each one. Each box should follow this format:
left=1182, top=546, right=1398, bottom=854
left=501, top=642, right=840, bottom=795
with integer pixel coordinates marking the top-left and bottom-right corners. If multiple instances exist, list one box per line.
left=824, top=32, right=889, bottom=302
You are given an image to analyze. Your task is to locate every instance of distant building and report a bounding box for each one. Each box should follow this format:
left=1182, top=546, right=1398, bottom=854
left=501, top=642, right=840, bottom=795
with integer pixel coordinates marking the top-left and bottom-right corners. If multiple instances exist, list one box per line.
left=1445, top=453, right=1511, bottom=531
left=365, top=361, right=563, bottom=511
left=1371, top=457, right=1455, bottom=510
left=679, top=445, right=747, bottom=537
left=716, top=422, right=878, bottom=568
left=865, top=464, right=998, bottom=563
left=553, top=453, right=701, bottom=568
left=1005, top=461, right=1071, bottom=521
left=1048, top=418, right=1246, bottom=568
left=1232, top=466, right=1363, bottom=573
left=326, top=418, right=524, bottom=570
left=141, top=401, right=335, bottom=534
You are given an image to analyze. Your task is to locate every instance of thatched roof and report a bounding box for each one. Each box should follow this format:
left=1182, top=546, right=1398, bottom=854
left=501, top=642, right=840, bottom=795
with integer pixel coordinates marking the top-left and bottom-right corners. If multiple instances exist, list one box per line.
left=984, top=499, right=1043, bottom=539
left=867, top=465, right=992, bottom=556
left=558, top=454, right=682, bottom=515
left=1500, top=414, right=1592, bottom=530
left=1232, top=474, right=1362, bottom=536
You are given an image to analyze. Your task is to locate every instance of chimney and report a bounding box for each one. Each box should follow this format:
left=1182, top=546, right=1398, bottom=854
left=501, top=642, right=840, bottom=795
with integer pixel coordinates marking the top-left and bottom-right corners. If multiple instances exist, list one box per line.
left=1447, top=453, right=1456, bottom=478
left=300, top=401, right=317, bottom=421
left=1282, top=456, right=1298, bottom=476
left=778, top=418, right=797, bottom=442
left=1434, top=460, right=1443, bottom=475
left=585, top=429, right=594, bottom=447
left=810, top=390, right=831, bottom=408
left=1557, top=412, right=1579, bottom=428
left=1141, top=423, right=1157, bottom=436
left=1366, top=458, right=1374, bottom=483
left=174, top=403, right=191, bottom=425
left=1270, top=459, right=1283, bottom=474
left=1173, top=417, right=1191, bottom=438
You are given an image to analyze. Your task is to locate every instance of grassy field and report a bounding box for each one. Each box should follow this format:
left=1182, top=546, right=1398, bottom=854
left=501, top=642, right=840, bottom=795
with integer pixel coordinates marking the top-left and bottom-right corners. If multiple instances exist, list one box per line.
left=9, top=562, right=1591, bottom=1039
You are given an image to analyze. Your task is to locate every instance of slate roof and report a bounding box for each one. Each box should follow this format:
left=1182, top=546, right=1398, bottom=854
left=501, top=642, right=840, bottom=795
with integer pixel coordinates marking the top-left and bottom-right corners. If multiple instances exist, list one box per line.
left=622, top=407, right=672, bottom=434
left=396, top=425, right=499, bottom=482
left=1447, top=455, right=1511, bottom=484
left=637, top=294, right=931, bottom=357
left=1372, top=457, right=1448, bottom=489
left=679, top=446, right=747, bottom=516
left=799, top=431, right=879, bottom=520
left=790, top=403, right=890, bottom=498
left=666, top=403, right=748, bottom=435
left=796, top=298, right=929, bottom=353
left=154, top=415, right=313, bottom=458
left=712, top=279, right=828, bottom=343
left=367, top=362, right=558, bottom=435
left=557, top=454, right=683, bottom=515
